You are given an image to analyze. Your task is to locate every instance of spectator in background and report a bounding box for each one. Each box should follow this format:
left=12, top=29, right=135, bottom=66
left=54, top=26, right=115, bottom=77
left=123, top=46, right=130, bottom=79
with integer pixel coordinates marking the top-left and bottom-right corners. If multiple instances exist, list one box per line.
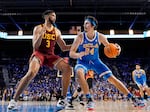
left=69, top=26, right=77, bottom=34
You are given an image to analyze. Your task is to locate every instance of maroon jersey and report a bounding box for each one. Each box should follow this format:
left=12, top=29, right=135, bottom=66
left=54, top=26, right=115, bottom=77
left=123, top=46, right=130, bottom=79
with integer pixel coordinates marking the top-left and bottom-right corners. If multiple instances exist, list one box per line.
left=38, top=26, right=57, bottom=55
left=30, top=25, right=61, bottom=68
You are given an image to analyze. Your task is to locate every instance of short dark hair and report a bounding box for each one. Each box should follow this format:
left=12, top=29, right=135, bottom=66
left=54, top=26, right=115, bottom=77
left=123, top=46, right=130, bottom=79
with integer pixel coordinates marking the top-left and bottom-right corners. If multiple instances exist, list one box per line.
left=84, top=16, right=98, bottom=29
left=42, top=10, right=55, bottom=19
left=136, top=63, right=141, bottom=66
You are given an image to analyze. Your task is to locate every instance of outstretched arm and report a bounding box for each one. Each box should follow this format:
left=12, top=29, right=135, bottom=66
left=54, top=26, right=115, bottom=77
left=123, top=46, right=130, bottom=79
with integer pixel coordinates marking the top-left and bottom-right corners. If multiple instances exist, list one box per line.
left=56, top=29, right=71, bottom=51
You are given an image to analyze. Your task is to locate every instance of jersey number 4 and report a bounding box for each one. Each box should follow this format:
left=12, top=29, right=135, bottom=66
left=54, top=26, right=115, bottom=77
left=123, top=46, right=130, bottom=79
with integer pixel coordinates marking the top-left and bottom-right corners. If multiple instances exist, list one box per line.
left=85, top=48, right=94, bottom=55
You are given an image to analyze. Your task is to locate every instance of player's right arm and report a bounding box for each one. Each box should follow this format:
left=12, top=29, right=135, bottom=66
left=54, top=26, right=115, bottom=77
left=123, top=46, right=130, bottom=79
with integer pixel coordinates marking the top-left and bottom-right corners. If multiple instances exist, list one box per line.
left=32, top=25, right=46, bottom=50
left=69, top=33, right=89, bottom=59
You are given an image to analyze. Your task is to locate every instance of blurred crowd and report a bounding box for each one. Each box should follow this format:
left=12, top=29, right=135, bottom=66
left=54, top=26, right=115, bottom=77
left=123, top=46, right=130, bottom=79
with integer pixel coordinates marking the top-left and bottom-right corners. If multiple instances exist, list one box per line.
left=0, top=57, right=150, bottom=102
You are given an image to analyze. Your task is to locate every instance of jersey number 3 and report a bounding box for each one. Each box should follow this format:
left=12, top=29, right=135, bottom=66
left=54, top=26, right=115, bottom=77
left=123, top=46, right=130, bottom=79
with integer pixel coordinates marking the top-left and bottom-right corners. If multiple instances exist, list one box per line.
left=46, top=40, right=50, bottom=48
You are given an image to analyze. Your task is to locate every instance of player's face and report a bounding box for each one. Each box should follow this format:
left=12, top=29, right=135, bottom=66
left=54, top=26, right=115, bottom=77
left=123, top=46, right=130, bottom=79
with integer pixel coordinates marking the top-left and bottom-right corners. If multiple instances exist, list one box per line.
left=83, top=20, right=93, bottom=32
left=47, top=12, right=56, bottom=23
left=136, top=65, right=140, bottom=69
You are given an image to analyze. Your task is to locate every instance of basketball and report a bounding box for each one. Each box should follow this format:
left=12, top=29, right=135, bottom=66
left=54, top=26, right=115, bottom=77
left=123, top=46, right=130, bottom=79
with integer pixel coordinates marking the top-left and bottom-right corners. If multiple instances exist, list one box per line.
left=104, top=43, right=121, bottom=58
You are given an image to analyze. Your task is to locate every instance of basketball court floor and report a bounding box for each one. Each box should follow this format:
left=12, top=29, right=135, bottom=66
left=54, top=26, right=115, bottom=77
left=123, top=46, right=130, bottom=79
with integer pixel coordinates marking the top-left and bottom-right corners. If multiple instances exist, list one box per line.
left=0, top=101, right=150, bottom=112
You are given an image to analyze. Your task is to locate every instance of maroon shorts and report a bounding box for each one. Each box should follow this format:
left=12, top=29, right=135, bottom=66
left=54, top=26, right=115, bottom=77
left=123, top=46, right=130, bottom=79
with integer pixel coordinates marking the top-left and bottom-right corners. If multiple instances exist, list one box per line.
left=30, top=51, right=61, bottom=68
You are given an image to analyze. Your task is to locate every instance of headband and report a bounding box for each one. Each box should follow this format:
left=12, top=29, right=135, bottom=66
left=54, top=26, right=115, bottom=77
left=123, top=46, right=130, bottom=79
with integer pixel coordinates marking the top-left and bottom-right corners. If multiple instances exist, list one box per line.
left=85, top=18, right=96, bottom=27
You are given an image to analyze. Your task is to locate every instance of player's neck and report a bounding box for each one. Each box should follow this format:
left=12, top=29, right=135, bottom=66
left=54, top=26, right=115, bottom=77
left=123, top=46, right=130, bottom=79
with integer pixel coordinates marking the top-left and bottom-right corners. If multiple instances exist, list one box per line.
left=86, top=30, right=95, bottom=39
left=136, top=68, right=140, bottom=71
left=44, top=22, right=53, bottom=31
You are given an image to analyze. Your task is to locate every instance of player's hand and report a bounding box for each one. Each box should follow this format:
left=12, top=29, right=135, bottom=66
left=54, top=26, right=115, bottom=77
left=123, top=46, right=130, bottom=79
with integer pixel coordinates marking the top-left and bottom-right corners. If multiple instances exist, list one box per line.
left=80, top=48, right=90, bottom=57
left=39, top=25, right=47, bottom=36
left=79, top=52, right=85, bottom=59
left=105, top=44, right=111, bottom=52
left=115, top=43, right=121, bottom=56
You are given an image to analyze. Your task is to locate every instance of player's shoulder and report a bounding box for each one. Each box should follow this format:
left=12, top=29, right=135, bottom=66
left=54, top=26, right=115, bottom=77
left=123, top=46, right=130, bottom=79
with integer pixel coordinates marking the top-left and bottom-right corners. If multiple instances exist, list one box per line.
left=54, top=26, right=59, bottom=31
left=73, top=32, right=83, bottom=40
left=97, top=32, right=107, bottom=41
left=98, top=32, right=106, bottom=37
left=36, top=24, right=43, bottom=28
left=54, top=26, right=61, bottom=33
left=73, top=32, right=84, bottom=44
left=140, top=69, right=145, bottom=73
left=54, top=27, right=61, bottom=37
left=132, top=70, right=136, bottom=73
left=34, top=24, right=43, bottom=30
left=78, top=32, right=84, bottom=37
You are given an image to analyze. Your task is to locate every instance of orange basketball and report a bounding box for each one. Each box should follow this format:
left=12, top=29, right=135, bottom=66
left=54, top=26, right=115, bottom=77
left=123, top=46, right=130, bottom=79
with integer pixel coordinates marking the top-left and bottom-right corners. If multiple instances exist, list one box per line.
left=104, top=43, right=121, bottom=58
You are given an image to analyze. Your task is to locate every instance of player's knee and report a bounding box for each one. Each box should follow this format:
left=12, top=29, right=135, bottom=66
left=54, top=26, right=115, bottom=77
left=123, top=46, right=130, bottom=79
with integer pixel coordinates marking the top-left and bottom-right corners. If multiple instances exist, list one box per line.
left=77, top=87, right=82, bottom=92
left=76, top=69, right=84, bottom=76
left=62, top=64, right=72, bottom=74
left=103, top=73, right=112, bottom=81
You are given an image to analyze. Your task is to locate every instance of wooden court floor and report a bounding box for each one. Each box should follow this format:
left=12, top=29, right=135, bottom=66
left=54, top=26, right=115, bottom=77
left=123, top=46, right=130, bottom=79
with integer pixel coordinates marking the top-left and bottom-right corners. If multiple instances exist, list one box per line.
left=0, top=101, right=150, bottom=112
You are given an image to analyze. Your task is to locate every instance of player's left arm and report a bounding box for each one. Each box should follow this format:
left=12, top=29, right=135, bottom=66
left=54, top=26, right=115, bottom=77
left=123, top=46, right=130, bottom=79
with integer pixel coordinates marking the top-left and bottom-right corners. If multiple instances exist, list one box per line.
left=56, top=28, right=72, bottom=51
left=98, top=32, right=121, bottom=55
left=98, top=33, right=109, bottom=47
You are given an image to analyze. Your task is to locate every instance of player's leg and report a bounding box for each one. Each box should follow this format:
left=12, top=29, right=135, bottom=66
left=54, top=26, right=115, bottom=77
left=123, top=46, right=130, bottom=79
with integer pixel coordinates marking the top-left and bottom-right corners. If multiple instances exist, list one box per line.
left=107, top=75, right=145, bottom=107
left=138, top=85, right=145, bottom=101
left=95, top=60, right=145, bottom=107
left=8, top=56, right=41, bottom=110
left=73, top=88, right=80, bottom=98
left=70, top=86, right=81, bottom=102
left=69, top=86, right=85, bottom=106
left=78, top=93, right=84, bottom=106
left=75, top=65, right=94, bottom=110
left=87, top=78, right=93, bottom=95
left=107, top=75, right=131, bottom=96
left=142, top=77, right=150, bottom=100
left=144, top=86, right=150, bottom=101
left=55, top=59, right=72, bottom=98
left=14, top=57, right=40, bottom=101
left=55, top=59, right=72, bottom=108
left=76, top=68, right=89, bottom=94
left=95, top=60, right=129, bottom=95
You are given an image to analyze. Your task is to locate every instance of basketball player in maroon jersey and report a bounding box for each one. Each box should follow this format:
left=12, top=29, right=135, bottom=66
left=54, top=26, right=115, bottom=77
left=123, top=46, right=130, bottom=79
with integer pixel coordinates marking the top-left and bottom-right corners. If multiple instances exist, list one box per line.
left=8, top=10, right=72, bottom=110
